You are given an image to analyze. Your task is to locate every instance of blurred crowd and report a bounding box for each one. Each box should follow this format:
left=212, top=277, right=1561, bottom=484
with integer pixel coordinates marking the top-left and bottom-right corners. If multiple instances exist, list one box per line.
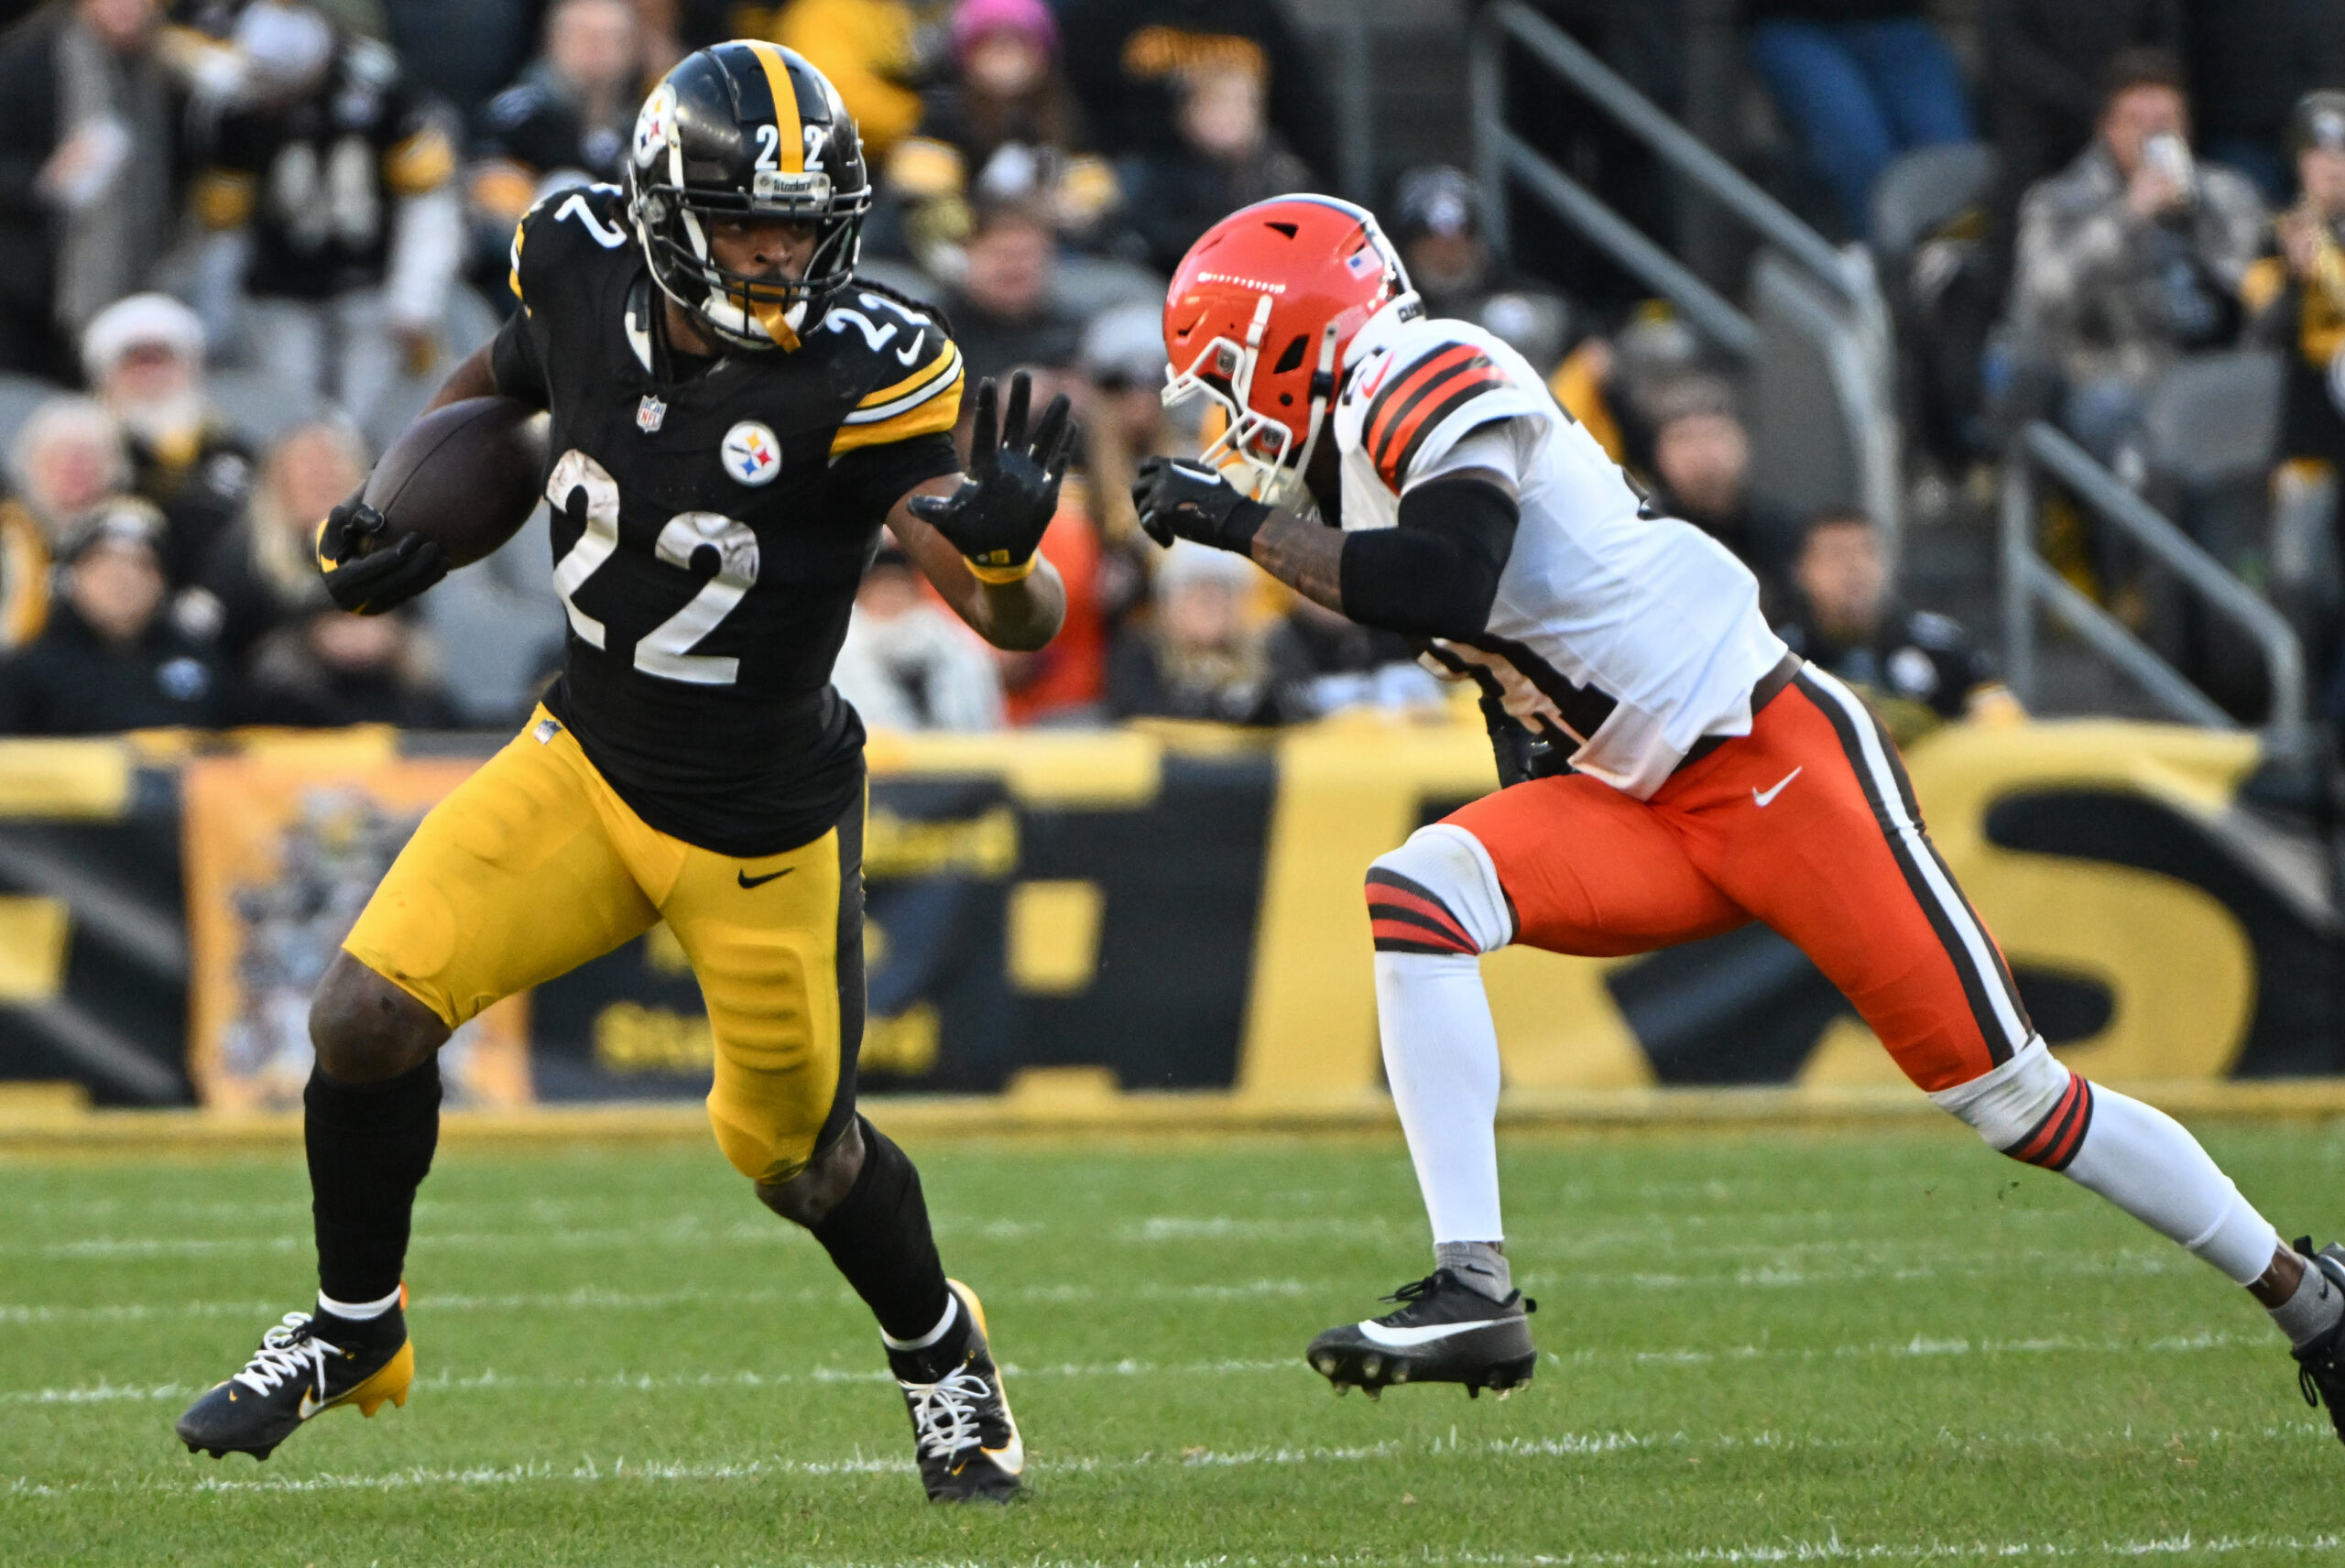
left=6, top=0, right=2341, bottom=748
left=1528, top=0, right=2345, bottom=731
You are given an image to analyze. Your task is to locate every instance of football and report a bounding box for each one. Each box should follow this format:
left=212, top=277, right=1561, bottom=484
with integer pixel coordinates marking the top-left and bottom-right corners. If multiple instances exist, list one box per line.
left=359, top=395, right=548, bottom=568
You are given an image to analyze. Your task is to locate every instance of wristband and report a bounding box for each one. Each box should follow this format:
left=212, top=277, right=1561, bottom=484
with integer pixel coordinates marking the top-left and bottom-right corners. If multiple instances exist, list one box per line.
left=965, top=552, right=1039, bottom=584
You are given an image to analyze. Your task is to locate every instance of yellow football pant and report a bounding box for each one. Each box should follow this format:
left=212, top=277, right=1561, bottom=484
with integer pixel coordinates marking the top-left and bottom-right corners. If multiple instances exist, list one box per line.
left=344, top=707, right=864, bottom=1184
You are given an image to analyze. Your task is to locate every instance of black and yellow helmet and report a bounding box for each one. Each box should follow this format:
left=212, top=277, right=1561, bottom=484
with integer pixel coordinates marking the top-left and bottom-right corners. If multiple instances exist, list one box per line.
left=625, top=40, right=871, bottom=351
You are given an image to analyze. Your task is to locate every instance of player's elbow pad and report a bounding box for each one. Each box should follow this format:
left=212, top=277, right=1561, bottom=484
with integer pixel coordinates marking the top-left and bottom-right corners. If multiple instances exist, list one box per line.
left=1338, top=476, right=1519, bottom=641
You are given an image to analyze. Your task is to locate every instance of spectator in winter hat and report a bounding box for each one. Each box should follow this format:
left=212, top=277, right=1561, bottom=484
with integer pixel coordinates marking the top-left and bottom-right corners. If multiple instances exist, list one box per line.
left=885, top=0, right=1118, bottom=272
left=81, top=292, right=254, bottom=589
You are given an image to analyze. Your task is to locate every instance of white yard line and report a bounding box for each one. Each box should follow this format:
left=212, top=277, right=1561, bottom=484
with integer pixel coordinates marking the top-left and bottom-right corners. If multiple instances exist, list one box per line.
left=6, top=1431, right=2334, bottom=1512
left=1, top=1324, right=2283, bottom=1410
left=0, top=1279, right=1322, bottom=1327
left=0, top=1356, right=1306, bottom=1408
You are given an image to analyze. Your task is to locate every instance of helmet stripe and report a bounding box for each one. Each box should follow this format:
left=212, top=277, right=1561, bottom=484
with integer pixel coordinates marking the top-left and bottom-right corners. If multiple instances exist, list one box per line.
left=746, top=41, right=805, bottom=174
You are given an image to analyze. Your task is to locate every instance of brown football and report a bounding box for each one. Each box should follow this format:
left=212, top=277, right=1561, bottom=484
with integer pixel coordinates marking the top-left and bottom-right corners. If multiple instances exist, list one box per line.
left=360, top=396, right=548, bottom=569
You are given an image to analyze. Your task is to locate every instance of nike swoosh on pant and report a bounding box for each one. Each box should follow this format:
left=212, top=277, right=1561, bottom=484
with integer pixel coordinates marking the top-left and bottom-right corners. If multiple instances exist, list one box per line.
left=1752, top=767, right=1803, bottom=808
left=1356, top=1317, right=1509, bottom=1348
left=736, top=867, right=792, bottom=888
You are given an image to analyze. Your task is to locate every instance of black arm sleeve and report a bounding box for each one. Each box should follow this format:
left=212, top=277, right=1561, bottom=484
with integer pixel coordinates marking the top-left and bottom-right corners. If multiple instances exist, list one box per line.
left=487, top=308, right=550, bottom=409
left=1336, top=475, right=1520, bottom=642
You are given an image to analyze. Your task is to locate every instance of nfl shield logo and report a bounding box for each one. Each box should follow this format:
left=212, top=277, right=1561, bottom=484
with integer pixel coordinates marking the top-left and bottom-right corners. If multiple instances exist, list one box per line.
left=722, top=421, right=782, bottom=486
left=637, top=395, right=667, bottom=434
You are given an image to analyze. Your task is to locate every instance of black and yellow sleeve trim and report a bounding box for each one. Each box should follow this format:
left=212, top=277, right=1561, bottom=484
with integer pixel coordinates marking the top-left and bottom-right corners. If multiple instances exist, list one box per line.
left=830, top=340, right=965, bottom=457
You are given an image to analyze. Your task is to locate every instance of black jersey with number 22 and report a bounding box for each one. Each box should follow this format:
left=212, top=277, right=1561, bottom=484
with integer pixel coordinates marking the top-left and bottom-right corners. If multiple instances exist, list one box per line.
left=489, top=184, right=965, bottom=855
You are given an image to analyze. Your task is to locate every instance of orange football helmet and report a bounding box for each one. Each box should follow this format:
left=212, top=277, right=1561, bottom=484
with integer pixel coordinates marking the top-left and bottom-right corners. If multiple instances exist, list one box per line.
left=1161, top=194, right=1413, bottom=508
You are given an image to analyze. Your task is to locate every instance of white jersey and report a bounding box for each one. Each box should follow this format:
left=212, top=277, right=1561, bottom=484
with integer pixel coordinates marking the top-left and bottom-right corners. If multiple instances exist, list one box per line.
left=1333, top=301, right=1787, bottom=799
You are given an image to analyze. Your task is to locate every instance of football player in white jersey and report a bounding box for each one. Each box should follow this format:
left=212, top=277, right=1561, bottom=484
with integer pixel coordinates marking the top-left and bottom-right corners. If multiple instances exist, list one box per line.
left=1132, top=194, right=2345, bottom=1432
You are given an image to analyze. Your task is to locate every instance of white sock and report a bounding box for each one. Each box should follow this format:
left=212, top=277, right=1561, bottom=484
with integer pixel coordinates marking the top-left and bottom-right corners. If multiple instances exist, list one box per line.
left=1934, top=1040, right=2281, bottom=1283
left=1378, top=950, right=1506, bottom=1243
left=1365, top=823, right=1520, bottom=1249
left=2272, top=1250, right=2345, bottom=1348
left=317, top=1285, right=402, bottom=1323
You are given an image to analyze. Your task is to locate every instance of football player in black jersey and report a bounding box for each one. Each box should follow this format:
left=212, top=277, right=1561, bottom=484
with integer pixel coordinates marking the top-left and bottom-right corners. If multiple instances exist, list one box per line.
left=174, top=42, right=1071, bottom=1503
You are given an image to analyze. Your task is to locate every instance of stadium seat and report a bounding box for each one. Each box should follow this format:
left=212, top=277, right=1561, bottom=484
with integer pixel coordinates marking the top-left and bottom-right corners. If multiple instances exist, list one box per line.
left=0, top=371, right=66, bottom=461
left=1868, top=142, right=1998, bottom=263
left=2142, top=350, right=2285, bottom=490
left=206, top=367, right=327, bottom=448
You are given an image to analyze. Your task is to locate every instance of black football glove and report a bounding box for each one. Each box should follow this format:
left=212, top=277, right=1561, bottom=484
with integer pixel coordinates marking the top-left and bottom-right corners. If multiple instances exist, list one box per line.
left=1131, top=456, right=1270, bottom=554
left=316, top=494, right=448, bottom=615
left=905, top=371, right=1076, bottom=581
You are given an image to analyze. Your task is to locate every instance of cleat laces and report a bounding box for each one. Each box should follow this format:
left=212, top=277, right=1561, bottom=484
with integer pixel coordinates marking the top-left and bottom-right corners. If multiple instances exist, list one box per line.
left=229, top=1313, right=341, bottom=1403
left=900, top=1367, right=992, bottom=1462
left=1380, top=1273, right=1444, bottom=1308
left=1377, top=1271, right=1536, bottom=1316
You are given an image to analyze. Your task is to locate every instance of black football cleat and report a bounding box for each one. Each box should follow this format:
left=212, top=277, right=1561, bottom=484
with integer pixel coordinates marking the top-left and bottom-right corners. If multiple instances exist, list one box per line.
left=1307, top=1269, right=1537, bottom=1399
left=892, top=1280, right=1024, bottom=1502
left=174, top=1307, right=413, bottom=1461
left=2290, top=1237, right=2345, bottom=1446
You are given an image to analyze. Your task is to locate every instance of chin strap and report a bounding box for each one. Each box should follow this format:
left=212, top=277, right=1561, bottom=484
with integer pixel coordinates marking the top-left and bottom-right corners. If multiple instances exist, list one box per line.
left=1282, top=319, right=1344, bottom=500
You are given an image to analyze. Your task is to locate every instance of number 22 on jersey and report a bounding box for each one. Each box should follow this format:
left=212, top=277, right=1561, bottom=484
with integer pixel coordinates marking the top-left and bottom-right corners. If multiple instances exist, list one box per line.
left=547, top=449, right=761, bottom=686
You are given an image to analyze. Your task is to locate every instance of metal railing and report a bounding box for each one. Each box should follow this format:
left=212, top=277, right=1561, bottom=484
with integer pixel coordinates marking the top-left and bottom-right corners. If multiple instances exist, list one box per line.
left=2000, top=421, right=2306, bottom=752
left=1467, top=0, right=1901, bottom=543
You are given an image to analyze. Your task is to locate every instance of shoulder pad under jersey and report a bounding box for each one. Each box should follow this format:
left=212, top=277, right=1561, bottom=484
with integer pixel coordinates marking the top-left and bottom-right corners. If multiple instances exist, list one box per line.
left=507, top=183, right=631, bottom=308
left=1340, top=314, right=1552, bottom=494
left=816, top=283, right=965, bottom=459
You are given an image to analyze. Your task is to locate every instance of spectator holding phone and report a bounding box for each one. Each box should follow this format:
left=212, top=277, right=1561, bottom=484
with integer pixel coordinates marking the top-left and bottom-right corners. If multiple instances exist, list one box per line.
left=2004, top=49, right=2267, bottom=472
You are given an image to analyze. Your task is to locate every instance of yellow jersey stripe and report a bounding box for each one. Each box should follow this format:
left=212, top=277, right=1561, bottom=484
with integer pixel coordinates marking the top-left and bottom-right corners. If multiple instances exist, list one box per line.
left=851, top=339, right=960, bottom=416
left=747, top=41, right=805, bottom=173
left=829, top=365, right=964, bottom=456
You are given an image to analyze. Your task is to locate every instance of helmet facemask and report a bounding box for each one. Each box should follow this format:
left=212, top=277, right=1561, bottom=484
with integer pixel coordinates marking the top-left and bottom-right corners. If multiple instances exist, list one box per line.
left=1162, top=294, right=1342, bottom=515
left=633, top=165, right=870, bottom=352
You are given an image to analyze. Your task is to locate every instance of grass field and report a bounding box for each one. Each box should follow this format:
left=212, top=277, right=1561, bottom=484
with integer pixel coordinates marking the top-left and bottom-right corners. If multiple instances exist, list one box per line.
left=5, top=1122, right=2344, bottom=1566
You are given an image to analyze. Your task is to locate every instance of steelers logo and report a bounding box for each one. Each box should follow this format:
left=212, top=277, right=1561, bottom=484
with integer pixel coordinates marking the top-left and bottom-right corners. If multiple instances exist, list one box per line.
left=633, top=83, right=677, bottom=169
left=722, top=421, right=782, bottom=486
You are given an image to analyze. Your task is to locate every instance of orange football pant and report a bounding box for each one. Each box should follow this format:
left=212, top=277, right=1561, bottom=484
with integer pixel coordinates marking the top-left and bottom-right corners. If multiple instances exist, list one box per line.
left=1439, top=667, right=2034, bottom=1092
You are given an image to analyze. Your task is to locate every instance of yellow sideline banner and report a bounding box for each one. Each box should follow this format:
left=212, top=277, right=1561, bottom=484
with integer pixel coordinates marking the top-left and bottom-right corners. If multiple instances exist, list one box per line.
left=1236, top=720, right=2287, bottom=1096
left=0, top=715, right=2329, bottom=1111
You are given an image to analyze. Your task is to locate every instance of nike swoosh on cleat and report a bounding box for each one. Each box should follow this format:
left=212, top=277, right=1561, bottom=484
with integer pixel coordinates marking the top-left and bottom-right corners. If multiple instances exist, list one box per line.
left=1356, top=1318, right=1509, bottom=1348
left=985, top=1434, right=1025, bottom=1472
left=297, top=1389, right=324, bottom=1420
left=736, top=867, right=792, bottom=888
left=1751, top=767, right=1803, bottom=808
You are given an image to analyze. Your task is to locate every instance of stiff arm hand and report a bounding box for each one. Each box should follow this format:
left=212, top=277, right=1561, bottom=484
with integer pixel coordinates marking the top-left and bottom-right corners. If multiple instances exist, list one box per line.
left=905, top=371, right=1076, bottom=581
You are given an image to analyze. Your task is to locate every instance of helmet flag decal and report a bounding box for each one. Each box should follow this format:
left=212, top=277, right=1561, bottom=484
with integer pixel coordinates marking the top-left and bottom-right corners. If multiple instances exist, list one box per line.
left=1159, top=194, right=1417, bottom=510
